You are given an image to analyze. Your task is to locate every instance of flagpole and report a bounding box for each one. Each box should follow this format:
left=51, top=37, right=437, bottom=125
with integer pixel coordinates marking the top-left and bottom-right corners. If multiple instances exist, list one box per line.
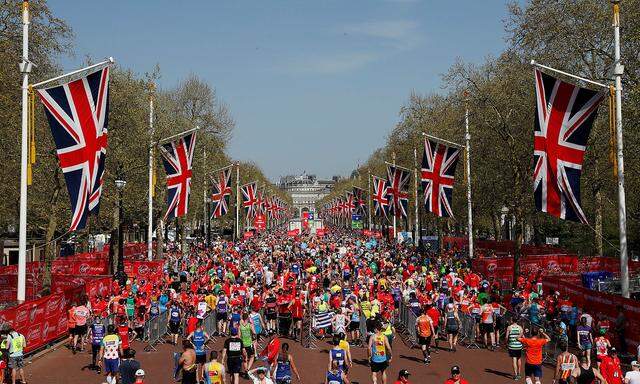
left=413, top=148, right=419, bottom=247
left=367, top=171, right=372, bottom=230
left=202, top=148, right=207, bottom=247
left=392, top=152, right=397, bottom=241
left=612, top=0, right=629, bottom=298
left=17, top=0, right=31, bottom=303
left=235, top=162, right=240, bottom=240
left=147, top=84, right=155, bottom=261
left=464, top=97, right=474, bottom=259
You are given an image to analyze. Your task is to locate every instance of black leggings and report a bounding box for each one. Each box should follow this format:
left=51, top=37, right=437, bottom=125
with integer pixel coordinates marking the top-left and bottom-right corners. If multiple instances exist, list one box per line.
left=92, top=344, right=100, bottom=365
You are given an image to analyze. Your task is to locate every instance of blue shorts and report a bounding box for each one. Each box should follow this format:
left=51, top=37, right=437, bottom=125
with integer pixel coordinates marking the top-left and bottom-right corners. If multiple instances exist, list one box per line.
left=525, top=363, right=542, bottom=378
left=581, top=342, right=592, bottom=351
left=103, top=358, right=119, bottom=374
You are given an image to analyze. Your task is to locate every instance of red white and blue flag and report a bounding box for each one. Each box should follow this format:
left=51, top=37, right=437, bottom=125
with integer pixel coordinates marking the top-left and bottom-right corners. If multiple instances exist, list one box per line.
left=36, top=64, right=111, bottom=231
left=372, top=176, right=389, bottom=217
left=210, top=166, right=232, bottom=219
left=353, top=186, right=366, bottom=215
left=421, top=138, right=461, bottom=218
left=241, top=182, right=258, bottom=219
left=533, top=69, right=604, bottom=224
left=386, top=165, right=410, bottom=218
left=159, top=131, right=197, bottom=221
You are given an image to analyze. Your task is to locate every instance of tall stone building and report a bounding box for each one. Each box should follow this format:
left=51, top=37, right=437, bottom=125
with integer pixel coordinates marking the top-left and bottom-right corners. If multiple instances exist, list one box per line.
left=278, top=172, right=337, bottom=217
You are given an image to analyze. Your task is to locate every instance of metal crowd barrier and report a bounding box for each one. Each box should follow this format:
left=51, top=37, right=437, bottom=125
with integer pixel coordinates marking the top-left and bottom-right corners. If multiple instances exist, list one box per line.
left=358, top=309, right=368, bottom=346
left=144, top=312, right=169, bottom=352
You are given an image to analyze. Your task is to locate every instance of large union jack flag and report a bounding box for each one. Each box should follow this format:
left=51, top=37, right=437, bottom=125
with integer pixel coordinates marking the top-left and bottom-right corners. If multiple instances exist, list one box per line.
left=421, top=138, right=461, bottom=218
left=211, top=166, right=232, bottom=219
left=160, top=131, right=197, bottom=221
left=533, top=69, right=604, bottom=224
left=353, top=187, right=366, bottom=215
left=386, top=165, right=410, bottom=218
left=241, top=182, right=258, bottom=219
left=372, top=176, right=389, bottom=217
left=36, top=65, right=111, bottom=231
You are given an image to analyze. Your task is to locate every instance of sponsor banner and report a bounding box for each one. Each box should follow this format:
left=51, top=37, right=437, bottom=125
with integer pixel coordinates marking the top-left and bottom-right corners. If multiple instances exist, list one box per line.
left=243, top=231, right=254, bottom=240
left=253, top=214, right=266, bottom=231
left=123, top=260, right=164, bottom=283
left=315, top=228, right=325, bottom=237
left=0, top=285, right=84, bottom=353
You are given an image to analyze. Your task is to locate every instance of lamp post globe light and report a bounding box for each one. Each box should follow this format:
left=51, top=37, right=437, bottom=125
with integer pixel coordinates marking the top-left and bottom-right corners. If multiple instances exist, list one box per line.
left=114, top=177, right=128, bottom=287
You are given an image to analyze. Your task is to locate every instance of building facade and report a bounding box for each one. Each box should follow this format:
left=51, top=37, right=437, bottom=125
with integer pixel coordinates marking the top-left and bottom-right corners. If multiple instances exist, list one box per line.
left=278, top=173, right=337, bottom=217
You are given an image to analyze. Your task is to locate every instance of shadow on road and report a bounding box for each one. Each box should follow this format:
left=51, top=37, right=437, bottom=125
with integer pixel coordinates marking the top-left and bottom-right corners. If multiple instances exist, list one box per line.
left=484, top=368, right=513, bottom=379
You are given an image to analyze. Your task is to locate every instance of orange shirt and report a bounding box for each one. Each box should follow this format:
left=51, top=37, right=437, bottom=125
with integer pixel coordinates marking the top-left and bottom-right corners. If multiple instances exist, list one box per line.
left=416, top=315, right=432, bottom=337
left=520, top=337, right=548, bottom=365
left=67, top=307, right=77, bottom=329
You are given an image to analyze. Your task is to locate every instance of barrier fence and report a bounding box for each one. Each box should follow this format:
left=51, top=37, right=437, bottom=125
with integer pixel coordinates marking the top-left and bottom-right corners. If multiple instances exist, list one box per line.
left=394, top=302, right=561, bottom=363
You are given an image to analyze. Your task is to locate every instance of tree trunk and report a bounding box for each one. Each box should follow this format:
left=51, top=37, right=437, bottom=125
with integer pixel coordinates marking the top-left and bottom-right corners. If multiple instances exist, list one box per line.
left=512, top=214, right=523, bottom=289
left=594, top=188, right=603, bottom=256
left=110, top=202, right=120, bottom=275
left=41, top=170, right=62, bottom=295
left=155, top=219, right=164, bottom=260
left=492, top=212, right=502, bottom=241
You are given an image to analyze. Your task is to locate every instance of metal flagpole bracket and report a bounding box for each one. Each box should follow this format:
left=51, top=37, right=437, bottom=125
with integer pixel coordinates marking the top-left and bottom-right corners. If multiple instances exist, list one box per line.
left=530, top=60, right=609, bottom=89
left=383, top=161, right=412, bottom=172
left=156, top=126, right=201, bottom=146
left=32, top=58, right=115, bottom=89
left=421, top=132, right=464, bottom=148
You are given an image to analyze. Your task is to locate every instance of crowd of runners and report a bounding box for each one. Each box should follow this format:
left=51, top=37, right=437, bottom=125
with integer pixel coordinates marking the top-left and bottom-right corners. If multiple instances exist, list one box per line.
left=2, top=229, right=640, bottom=384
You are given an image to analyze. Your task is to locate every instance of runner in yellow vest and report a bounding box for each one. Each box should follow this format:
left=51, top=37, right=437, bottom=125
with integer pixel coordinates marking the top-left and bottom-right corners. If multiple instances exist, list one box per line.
left=204, top=351, right=226, bottom=384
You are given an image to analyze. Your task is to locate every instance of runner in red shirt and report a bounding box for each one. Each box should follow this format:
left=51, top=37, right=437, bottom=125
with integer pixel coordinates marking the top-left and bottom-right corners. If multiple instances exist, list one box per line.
left=444, top=366, right=469, bottom=384
left=289, top=294, right=305, bottom=341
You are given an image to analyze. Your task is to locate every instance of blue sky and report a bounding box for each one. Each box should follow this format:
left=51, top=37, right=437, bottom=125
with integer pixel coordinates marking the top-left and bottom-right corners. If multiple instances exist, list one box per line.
left=51, top=0, right=518, bottom=181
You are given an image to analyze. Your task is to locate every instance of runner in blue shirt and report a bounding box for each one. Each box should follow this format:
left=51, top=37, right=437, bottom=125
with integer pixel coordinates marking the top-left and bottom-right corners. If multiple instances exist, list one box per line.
left=187, top=320, right=210, bottom=383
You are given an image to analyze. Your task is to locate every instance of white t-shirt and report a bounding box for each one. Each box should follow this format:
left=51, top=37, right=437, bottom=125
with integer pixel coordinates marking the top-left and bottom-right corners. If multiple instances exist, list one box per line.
left=625, top=370, right=640, bottom=384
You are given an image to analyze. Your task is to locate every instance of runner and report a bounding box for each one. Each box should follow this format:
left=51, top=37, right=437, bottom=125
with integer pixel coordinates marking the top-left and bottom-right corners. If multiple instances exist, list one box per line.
left=73, top=297, right=90, bottom=353
left=179, top=339, right=198, bottom=384
left=187, top=320, right=211, bottom=383
left=444, top=303, right=460, bottom=352
left=168, top=301, right=183, bottom=345
left=368, top=322, right=392, bottom=384
left=577, top=317, right=594, bottom=367
left=222, top=328, right=246, bottom=384
left=520, top=328, right=550, bottom=384
left=393, top=369, right=411, bottom=384
left=416, top=308, right=435, bottom=365
left=89, top=314, right=106, bottom=372
left=326, top=359, right=347, bottom=384
left=99, top=325, right=123, bottom=384
left=6, top=326, right=26, bottom=384
left=506, top=317, right=524, bottom=379
left=554, top=343, right=578, bottom=384
left=570, top=354, right=607, bottom=384
left=217, top=292, right=230, bottom=336
left=240, top=312, right=257, bottom=372
left=248, top=367, right=274, bottom=384
left=272, top=342, right=301, bottom=384
left=204, top=350, right=226, bottom=384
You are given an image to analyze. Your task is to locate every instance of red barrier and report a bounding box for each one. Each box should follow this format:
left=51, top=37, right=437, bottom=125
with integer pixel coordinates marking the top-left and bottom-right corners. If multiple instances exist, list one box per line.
left=0, top=285, right=84, bottom=353
left=124, top=260, right=164, bottom=283
left=542, top=275, right=640, bottom=351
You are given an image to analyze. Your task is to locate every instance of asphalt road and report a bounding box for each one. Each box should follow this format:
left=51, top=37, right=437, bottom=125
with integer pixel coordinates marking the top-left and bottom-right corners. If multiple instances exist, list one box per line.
left=24, top=333, right=554, bottom=384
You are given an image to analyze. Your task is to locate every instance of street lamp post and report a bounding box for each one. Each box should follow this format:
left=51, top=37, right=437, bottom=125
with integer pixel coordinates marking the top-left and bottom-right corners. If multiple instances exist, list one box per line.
left=114, top=177, right=127, bottom=286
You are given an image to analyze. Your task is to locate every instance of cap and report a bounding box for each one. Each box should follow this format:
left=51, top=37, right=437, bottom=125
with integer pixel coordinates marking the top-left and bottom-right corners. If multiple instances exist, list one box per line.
left=631, top=361, right=640, bottom=367
left=399, top=369, right=410, bottom=377
left=610, top=347, right=617, bottom=354
left=451, top=366, right=461, bottom=374
left=135, top=369, right=145, bottom=376
left=256, top=367, right=267, bottom=374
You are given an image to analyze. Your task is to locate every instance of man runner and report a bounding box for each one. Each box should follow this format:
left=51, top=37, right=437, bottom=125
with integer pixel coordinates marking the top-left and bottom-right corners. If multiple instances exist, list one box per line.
left=187, top=320, right=211, bottom=383
left=506, top=318, right=524, bottom=380
left=416, top=308, right=435, bottom=364
left=368, top=322, right=392, bottom=384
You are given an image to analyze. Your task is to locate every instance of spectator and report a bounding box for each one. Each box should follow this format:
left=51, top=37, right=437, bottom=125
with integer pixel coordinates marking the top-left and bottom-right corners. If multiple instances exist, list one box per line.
left=600, top=347, right=623, bottom=384
left=625, top=361, right=640, bottom=384
left=135, top=368, right=145, bottom=384
left=444, top=365, right=469, bottom=384
left=393, top=369, right=411, bottom=384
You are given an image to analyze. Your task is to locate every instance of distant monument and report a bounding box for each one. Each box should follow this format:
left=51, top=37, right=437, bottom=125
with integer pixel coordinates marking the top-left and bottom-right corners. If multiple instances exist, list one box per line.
left=278, top=171, right=338, bottom=217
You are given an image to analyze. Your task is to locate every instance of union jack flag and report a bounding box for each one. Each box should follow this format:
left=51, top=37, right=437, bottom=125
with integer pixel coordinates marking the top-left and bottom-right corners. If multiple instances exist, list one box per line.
left=372, top=176, right=389, bottom=217
left=241, top=182, right=258, bottom=219
left=353, top=187, right=366, bottom=215
left=345, top=193, right=355, bottom=215
left=211, top=166, right=232, bottom=219
left=159, top=131, right=197, bottom=221
left=264, top=196, right=273, bottom=219
left=256, top=190, right=265, bottom=215
left=386, top=165, right=410, bottom=218
left=421, top=138, right=461, bottom=217
left=36, top=65, right=111, bottom=231
left=533, top=69, right=604, bottom=224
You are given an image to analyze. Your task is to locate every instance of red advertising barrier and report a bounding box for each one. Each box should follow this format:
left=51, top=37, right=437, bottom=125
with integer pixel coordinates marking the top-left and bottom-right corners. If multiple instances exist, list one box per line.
left=0, top=285, right=84, bottom=353
left=243, top=231, right=254, bottom=240
left=542, top=275, right=640, bottom=351
left=315, top=228, right=325, bottom=237
left=123, top=260, right=164, bottom=283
